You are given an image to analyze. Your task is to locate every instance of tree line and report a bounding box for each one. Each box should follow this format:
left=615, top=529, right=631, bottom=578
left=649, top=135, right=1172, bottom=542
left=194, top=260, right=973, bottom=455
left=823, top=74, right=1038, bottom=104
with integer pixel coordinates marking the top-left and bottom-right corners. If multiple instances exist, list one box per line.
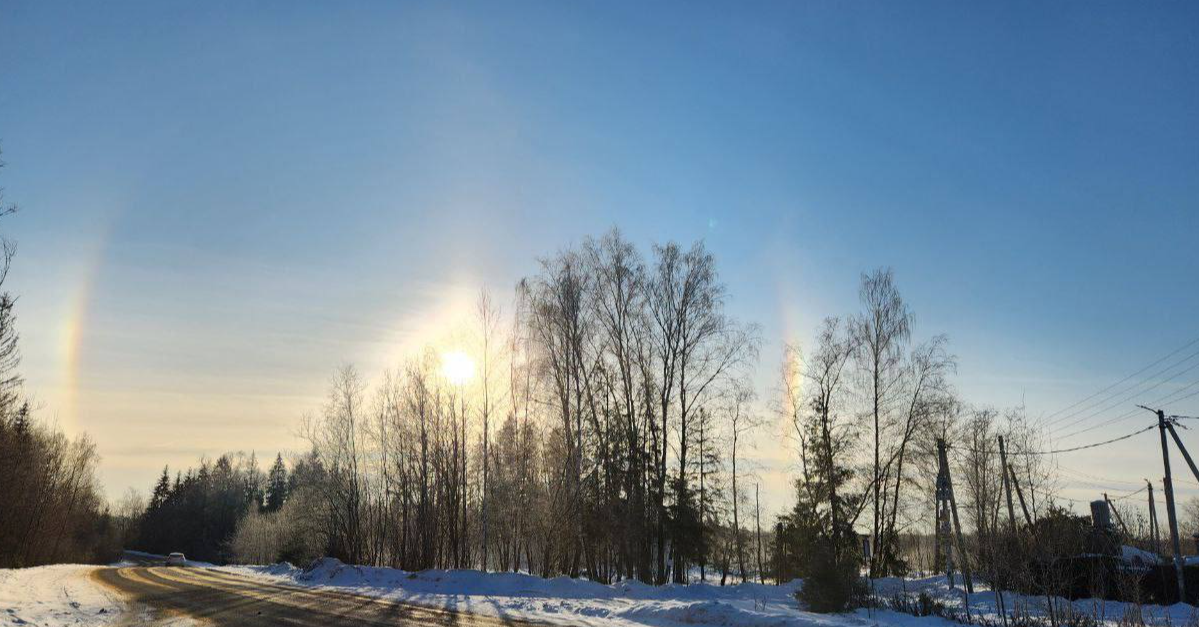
left=767, top=273, right=1055, bottom=608
left=1, top=145, right=1153, bottom=604
left=258, top=230, right=763, bottom=584
left=0, top=149, right=126, bottom=568
left=126, top=229, right=1072, bottom=599
left=128, top=230, right=766, bottom=581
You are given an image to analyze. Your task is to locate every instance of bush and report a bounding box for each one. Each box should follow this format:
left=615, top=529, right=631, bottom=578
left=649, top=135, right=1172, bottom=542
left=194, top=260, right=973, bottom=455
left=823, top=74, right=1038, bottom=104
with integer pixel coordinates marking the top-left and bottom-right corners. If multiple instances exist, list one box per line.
left=796, top=545, right=866, bottom=613
left=885, top=591, right=947, bottom=617
left=229, top=489, right=323, bottom=565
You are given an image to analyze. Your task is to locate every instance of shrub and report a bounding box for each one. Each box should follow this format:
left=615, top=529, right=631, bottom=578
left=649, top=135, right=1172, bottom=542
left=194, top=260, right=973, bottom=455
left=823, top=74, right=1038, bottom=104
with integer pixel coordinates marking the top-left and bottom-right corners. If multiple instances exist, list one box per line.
left=885, top=591, right=947, bottom=617
left=796, top=545, right=866, bottom=613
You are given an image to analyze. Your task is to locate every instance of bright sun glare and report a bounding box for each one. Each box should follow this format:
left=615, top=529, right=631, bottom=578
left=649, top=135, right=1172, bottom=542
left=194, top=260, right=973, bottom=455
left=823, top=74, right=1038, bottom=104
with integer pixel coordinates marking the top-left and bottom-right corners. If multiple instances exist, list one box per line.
left=441, top=350, right=475, bottom=385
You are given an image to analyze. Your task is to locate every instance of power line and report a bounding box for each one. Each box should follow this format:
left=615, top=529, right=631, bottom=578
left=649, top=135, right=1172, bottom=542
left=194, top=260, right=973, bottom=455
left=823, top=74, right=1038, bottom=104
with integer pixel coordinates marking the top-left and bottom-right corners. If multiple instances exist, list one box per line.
left=1026, top=483, right=1147, bottom=506
left=1054, top=379, right=1199, bottom=441
left=1169, top=386, right=1199, bottom=407
left=1047, top=352, right=1199, bottom=436
left=1024, top=484, right=1099, bottom=505
left=1109, top=485, right=1148, bottom=502
left=953, top=424, right=1157, bottom=457
left=1040, top=336, right=1199, bottom=426
left=1056, top=464, right=1144, bottom=488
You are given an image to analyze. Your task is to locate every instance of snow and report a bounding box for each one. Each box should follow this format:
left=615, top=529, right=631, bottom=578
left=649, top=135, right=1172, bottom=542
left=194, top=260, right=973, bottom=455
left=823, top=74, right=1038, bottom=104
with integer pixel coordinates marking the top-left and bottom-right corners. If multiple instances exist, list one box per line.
left=218, top=558, right=1199, bottom=627
left=868, top=574, right=1199, bottom=627
left=0, top=565, right=124, bottom=627
left=4, top=556, right=1197, bottom=627
left=1121, top=545, right=1163, bottom=566
left=220, top=558, right=830, bottom=627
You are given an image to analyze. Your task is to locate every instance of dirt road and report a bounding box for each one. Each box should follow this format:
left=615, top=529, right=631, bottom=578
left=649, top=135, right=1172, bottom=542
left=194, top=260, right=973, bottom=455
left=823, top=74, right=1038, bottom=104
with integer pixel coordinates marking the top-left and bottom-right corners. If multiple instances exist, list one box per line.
left=93, top=566, right=544, bottom=626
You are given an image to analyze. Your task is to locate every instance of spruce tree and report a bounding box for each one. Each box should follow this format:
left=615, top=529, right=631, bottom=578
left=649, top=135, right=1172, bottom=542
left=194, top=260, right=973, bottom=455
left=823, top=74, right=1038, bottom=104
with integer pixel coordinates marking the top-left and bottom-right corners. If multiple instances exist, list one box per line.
left=264, top=454, right=288, bottom=513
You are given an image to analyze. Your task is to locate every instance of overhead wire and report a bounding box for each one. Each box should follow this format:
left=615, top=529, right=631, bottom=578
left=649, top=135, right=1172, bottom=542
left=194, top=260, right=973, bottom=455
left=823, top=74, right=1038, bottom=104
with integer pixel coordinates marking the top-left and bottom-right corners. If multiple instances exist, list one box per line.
left=1056, top=464, right=1144, bottom=488
left=1048, top=355, right=1199, bottom=436
left=1108, top=485, right=1148, bottom=502
left=1040, top=338, right=1199, bottom=431
left=1053, top=378, right=1199, bottom=441
left=951, top=424, right=1157, bottom=457
left=1038, top=336, right=1199, bottom=427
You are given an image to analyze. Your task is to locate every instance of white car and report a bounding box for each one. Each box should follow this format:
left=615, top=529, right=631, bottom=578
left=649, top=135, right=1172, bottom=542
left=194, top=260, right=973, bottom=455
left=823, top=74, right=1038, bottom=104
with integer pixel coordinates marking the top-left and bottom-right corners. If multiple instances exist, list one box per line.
left=165, top=552, right=187, bottom=566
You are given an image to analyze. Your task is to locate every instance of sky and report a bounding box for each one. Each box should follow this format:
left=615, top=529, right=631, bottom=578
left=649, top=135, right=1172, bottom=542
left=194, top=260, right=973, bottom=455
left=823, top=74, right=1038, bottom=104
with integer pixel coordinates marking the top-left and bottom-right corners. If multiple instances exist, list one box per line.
left=1, top=1, right=1197, bottom=515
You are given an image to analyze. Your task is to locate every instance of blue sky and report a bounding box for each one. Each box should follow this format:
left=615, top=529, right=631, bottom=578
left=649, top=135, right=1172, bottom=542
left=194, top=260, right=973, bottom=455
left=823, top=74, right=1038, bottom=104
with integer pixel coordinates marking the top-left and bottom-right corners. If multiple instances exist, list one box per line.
left=1, top=1, right=1197, bottom=509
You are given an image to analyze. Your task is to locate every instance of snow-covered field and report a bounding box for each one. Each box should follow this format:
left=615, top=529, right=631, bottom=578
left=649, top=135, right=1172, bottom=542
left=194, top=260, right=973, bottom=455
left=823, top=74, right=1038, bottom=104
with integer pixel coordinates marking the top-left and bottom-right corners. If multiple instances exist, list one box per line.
left=5, top=556, right=1198, bottom=627
left=868, top=574, right=1199, bottom=627
left=222, top=558, right=839, bottom=627
left=220, top=558, right=1199, bottom=627
left=0, top=565, right=125, bottom=627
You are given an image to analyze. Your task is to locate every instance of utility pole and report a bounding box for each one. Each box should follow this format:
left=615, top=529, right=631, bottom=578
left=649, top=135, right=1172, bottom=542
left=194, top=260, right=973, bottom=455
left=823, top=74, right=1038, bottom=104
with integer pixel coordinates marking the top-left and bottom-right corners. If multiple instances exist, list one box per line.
left=933, top=477, right=943, bottom=575
left=755, top=483, right=764, bottom=585
left=1147, top=480, right=1161, bottom=554
left=1164, top=420, right=1199, bottom=484
left=1104, top=493, right=1130, bottom=537
left=999, top=436, right=1017, bottom=532
left=934, top=441, right=953, bottom=583
left=937, top=438, right=974, bottom=594
left=1143, top=405, right=1186, bottom=603
left=1008, top=461, right=1035, bottom=528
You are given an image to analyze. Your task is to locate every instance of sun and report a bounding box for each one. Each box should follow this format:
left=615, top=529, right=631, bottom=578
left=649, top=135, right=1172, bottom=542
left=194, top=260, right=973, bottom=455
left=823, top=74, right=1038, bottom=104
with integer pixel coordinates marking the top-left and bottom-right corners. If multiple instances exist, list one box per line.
left=441, top=350, right=475, bottom=385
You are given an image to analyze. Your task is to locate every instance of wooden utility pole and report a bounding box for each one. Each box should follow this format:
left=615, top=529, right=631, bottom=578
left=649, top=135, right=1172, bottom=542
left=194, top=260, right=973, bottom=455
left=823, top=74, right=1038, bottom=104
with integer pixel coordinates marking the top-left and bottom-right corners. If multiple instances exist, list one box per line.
left=934, top=442, right=953, bottom=582
left=1164, top=421, right=1199, bottom=484
left=936, top=438, right=974, bottom=594
left=1145, top=406, right=1186, bottom=603
left=1008, top=461, right=1035, bottom=528
left=755, top=483, right=764, bottom=584
left=933, top=480, right=943, bottom=574
left=1148, top=480, right=1161, bottom=554
left=999, top=436, right=1017, bottom=532
left=1104, top=493, right=1130, bottom=537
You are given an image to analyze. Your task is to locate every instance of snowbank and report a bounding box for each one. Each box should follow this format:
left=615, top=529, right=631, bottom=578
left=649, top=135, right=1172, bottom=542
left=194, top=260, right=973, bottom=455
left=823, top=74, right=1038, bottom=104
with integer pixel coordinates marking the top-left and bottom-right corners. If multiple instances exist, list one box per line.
left=0, top=565, right=124, bottom=627
left=869, top=574, right=1198, bottom=627
left=223, top=558, right=878, bottom=627
left=6, top=557, right=1193, bottom=627
left=220, top=559, right=1199, bottom=627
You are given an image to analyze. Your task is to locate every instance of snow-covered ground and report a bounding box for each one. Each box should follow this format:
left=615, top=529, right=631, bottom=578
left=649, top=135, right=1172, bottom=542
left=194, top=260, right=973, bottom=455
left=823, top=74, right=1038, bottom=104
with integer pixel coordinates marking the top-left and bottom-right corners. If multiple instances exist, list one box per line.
left=219, top=558, right=1199, bottom=627
left=4, top=556, right=1197, bottom=627
left=0, top=565, right=125, bottom=627
left=869, top=574, right=1199, bottom=627
left=222, top=559, right=834, bottom=627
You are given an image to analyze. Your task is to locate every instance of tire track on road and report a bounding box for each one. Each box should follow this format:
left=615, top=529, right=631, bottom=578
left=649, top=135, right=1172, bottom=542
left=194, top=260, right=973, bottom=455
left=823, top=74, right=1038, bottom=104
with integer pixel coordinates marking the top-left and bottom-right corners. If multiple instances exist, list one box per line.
left=94, top=566, right=543, bottom=627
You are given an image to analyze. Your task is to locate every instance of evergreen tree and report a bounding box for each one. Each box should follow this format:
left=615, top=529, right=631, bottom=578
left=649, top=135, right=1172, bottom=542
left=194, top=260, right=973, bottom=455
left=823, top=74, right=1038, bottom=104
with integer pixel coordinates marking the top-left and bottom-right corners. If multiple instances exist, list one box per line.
left=264, top=454, right=289, bottom=513
left=774, top=319, right=865, bottom=610
left=149, top=467, right=171, bottom=510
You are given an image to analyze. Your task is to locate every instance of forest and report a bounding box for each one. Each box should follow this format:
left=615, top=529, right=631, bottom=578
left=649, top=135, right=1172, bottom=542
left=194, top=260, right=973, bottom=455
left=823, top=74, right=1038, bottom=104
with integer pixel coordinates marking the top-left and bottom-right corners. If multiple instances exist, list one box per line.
left=1, top=149, right=1191, bottom=612
left=0, top=153, right=127, bottom=568
left=123, top=228, right=1087, bottom=600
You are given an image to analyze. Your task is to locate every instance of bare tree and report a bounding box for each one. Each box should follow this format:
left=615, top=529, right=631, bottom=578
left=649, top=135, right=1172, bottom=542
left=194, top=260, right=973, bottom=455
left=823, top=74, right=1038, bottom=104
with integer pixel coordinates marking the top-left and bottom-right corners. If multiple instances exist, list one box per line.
left=851, top=268, right=912, bottom=576
left=648, top=241, right=759, bottom=582
left=476, top=289, right=504, bottom=570
left=301, top=365, right=368, bottom=564
left=726, top=381, right=760, bottom=581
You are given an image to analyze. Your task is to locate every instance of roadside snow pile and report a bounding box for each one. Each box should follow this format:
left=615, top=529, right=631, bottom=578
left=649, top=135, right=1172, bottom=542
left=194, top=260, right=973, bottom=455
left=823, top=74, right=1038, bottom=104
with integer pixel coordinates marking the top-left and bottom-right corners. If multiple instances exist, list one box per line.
left=869, top=575, right=1197, bottom=627
left=0, top=565, right=124, bottom=627
left=299, top=557, right=364, bottom=582
left=222, top=560, right=828, bottom=627
left=220, top=559, right=1199, bottom=627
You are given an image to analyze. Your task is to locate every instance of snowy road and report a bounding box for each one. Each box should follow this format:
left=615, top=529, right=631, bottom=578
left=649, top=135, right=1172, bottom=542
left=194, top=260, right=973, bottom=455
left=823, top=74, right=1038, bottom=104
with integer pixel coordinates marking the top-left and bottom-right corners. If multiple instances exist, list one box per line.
left=93, top=566, right=545, bottom=626
left=11, top=559, right=1191, bottom=627
left=0, top=564, right=127, bottom=627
